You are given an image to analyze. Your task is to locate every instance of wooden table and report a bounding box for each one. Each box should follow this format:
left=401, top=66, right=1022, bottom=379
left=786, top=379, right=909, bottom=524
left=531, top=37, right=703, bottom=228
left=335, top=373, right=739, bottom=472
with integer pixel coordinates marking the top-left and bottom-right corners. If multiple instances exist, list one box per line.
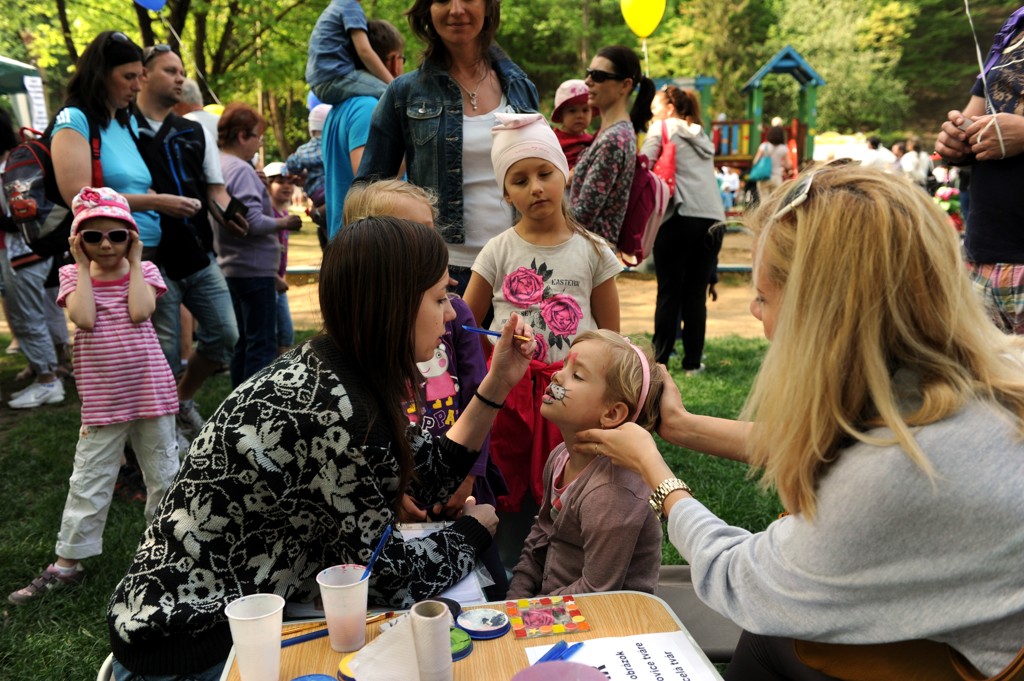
left=223, top=591, right=723, bottom=680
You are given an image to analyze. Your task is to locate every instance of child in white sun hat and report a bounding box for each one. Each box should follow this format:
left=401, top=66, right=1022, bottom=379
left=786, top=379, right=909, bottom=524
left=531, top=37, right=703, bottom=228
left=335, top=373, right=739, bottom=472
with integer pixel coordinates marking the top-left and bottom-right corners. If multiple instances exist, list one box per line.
left=551, top=79, right=596, bottom=171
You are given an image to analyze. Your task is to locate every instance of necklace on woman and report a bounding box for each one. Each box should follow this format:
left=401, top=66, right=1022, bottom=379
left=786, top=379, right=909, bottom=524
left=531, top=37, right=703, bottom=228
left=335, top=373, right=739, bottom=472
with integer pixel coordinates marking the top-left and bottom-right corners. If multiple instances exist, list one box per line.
left=452, top=67, right=490, bottom=111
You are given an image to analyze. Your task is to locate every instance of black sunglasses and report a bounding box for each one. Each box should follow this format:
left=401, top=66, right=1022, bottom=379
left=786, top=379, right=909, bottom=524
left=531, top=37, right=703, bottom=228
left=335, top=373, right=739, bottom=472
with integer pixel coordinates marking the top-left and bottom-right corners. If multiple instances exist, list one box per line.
left=585, top=68, right=626, bottom=84
left=143, top=44, right=173, bottom=64
left=80, top=229, right=130, bottom=244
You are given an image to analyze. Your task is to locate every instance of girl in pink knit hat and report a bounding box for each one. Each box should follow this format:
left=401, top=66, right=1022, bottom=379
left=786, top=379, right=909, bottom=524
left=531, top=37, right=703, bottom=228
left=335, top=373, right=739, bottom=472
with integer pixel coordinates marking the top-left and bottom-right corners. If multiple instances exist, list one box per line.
left=8, top=186, right=179, bottom=605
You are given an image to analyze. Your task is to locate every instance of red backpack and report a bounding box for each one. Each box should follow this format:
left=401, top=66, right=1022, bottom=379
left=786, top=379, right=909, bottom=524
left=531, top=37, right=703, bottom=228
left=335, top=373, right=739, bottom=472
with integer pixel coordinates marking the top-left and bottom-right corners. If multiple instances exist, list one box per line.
left=616, top=153, right=670, bottom=266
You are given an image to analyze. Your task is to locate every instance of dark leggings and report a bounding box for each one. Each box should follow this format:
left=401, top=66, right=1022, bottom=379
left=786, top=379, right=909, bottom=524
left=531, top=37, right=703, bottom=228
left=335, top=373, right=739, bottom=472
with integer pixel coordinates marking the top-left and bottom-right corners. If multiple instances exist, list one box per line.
left=652, top=214, right=723, bottom=368
left=725, top=631, right=844, bottom=681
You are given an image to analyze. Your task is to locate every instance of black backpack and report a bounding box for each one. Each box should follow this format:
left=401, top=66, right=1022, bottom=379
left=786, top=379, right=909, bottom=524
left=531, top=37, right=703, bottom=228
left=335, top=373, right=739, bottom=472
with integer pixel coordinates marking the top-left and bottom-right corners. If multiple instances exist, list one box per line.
left=2, top=110, right=102, bottom=258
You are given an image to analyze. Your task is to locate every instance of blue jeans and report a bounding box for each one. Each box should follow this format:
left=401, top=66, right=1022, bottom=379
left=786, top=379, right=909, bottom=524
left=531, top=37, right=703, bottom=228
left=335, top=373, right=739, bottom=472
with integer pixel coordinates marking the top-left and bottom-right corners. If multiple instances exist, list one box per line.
left=112, top=658, right=225, bottom=681
left=312, top=69, right=387, bottom=105
left=226, top=276, right=277, bottom=387
left=276, top=290, right=294, bottom=348
left=0, top=255, right=62, bottom=374
left=152, top=254, right=239, bottom=375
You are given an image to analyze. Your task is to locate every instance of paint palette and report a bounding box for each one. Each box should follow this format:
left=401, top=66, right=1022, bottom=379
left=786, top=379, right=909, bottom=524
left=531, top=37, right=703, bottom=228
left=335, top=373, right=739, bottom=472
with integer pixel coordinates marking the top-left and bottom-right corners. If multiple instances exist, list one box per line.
left=505, top=595, right=589, bottom=639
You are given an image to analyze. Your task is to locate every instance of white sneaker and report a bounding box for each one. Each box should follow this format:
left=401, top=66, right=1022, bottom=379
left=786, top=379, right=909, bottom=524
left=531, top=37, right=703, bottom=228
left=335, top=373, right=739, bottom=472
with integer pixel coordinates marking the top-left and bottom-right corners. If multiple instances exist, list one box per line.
left=8, top=380, right=64, bottom=409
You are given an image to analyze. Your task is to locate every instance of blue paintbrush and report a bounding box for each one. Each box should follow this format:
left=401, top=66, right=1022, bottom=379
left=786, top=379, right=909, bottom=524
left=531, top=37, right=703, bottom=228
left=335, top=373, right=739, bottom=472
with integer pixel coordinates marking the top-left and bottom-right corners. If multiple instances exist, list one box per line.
left=361, top=524, right=393, bottom=581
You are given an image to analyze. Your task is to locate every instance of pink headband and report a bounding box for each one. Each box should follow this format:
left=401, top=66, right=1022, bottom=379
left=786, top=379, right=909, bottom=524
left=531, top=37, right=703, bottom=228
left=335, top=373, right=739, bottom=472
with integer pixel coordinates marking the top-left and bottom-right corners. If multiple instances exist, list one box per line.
left=627, top=338, right=651, bottom=423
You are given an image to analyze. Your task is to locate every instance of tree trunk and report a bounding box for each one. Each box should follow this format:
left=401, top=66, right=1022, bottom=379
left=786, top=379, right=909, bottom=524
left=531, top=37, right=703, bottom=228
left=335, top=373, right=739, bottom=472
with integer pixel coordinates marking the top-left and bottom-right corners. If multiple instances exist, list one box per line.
left=169, top=0, right=192, bottom=52
left=266, top=91, right=291, bottom=158
left=55, top=0, right=77, bottom=64
left=134, top=3, right=155, bottom=47
left=192, top=9, right=216, bottom=104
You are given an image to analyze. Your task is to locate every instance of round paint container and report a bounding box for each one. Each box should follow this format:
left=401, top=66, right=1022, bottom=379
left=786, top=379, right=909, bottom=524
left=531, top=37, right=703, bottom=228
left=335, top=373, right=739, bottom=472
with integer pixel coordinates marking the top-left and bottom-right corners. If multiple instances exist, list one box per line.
left=292, top=675, right=336, bottom=681
left=455, top=607, right=511, bottom=640
left=337, top=652, right=357, bottom=681
left=450, top=626, right=474, bottom=661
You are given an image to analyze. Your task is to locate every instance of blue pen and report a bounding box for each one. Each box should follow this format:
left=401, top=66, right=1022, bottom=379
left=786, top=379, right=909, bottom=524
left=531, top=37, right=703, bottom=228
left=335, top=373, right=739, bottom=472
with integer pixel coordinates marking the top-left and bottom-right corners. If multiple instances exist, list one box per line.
left=535, top=639, right=568, bottom=664
left=461, top=325, right=532, bottom=343
left=559, top=642, right=584, bottom=661
left=361, top=525, right=393, bottom=581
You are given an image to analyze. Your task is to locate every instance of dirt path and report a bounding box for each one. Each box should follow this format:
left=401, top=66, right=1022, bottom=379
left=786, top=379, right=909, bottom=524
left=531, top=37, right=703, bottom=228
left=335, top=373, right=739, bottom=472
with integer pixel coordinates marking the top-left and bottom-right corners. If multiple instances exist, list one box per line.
left=0, top=230, right=764, bottom=339
left=283, top=230, right=763, bottom=338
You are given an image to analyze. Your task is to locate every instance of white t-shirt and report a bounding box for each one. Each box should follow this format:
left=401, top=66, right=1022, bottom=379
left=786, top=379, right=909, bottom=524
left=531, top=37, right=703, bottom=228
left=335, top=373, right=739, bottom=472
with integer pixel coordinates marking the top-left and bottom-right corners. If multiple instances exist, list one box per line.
left=471, top=228, right=620, bottom=364
left=449, top=98, right=513, bottom=269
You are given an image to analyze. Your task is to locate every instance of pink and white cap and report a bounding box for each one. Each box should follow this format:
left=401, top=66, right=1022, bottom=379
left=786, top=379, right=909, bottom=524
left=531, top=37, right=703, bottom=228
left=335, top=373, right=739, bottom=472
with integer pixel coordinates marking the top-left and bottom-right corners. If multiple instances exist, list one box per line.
left=490, top=113, right=571, bottom=190
left=551, top=79, right=593, bottom=123
left=71, top=186, right=137, bottom=234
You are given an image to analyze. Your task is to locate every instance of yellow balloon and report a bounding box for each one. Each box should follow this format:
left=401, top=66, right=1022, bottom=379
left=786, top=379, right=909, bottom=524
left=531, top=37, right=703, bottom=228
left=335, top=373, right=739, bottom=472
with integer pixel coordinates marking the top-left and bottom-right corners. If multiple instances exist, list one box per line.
left=621, top=0, right=666, bottom=39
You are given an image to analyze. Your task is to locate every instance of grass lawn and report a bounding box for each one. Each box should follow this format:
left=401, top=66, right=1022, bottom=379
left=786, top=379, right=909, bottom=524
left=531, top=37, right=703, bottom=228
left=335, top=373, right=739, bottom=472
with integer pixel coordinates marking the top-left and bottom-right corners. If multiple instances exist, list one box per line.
left=0, top=330, right=776, bottom=679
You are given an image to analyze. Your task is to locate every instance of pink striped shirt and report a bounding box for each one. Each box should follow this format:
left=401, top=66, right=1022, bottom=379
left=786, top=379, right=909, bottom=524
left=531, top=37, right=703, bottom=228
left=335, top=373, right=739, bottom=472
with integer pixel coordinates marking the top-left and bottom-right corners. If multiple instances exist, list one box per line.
left=58, top=262, right=178, bottom=426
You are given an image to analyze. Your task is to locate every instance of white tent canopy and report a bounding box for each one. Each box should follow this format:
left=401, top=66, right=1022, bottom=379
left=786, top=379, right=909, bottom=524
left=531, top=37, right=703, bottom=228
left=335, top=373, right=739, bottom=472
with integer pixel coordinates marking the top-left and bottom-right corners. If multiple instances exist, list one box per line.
left=0, top=55, right=48, bottom=130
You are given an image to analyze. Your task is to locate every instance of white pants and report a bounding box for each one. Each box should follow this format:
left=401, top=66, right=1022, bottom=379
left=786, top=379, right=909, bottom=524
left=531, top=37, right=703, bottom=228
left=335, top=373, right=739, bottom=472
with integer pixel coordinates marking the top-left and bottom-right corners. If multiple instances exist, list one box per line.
left=56, top=415, right=179, bottom=560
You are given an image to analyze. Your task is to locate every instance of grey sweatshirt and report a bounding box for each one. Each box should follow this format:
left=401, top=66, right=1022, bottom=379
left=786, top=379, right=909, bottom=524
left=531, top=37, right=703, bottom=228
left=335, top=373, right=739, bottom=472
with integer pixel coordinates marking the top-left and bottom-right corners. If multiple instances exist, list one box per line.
left=641, top=118, right=725, bottom=223
left=670, top=400, right=1024, bottom=676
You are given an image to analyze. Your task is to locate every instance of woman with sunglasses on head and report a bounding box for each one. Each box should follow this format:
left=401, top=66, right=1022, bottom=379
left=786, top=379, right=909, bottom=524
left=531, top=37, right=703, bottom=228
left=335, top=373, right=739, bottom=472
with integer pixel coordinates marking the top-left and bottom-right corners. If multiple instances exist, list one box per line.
left=569, top=45, right=655, bottom=248
left=215, top=103, right=301, bottom=387
left=8, top=187, right=180, bottom=606
left=51, top=31, right=199, bottom=261
left=355, top=0, right=538, bottom=295
left=642, top=86, right=724, bottom=374
left=577, top=164, right=1024, bottom=679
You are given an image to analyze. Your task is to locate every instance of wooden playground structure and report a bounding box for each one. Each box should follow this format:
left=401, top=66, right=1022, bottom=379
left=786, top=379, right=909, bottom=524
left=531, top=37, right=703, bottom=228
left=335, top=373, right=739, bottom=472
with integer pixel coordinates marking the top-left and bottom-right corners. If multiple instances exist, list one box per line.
left=659, top=46, right=826, bottom=172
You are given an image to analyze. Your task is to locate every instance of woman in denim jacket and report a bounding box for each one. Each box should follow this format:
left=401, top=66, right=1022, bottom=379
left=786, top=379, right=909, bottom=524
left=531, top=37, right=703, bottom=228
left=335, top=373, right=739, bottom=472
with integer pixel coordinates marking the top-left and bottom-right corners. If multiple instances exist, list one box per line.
left=356, top=0, right=539, bottom=294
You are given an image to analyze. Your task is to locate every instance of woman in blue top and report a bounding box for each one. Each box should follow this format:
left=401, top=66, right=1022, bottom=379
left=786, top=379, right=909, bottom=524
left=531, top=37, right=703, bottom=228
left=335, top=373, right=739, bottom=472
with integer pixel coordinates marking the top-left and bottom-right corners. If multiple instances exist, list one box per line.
left=51, top=31, right=198, bottom=251
left=355, top=0, right=539, bottom=294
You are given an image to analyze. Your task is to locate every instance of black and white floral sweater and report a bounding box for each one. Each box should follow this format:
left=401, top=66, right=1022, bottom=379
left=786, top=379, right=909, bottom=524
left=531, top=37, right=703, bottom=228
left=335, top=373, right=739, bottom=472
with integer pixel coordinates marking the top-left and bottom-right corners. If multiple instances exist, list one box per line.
left=107, top=336, right=492, bottom=675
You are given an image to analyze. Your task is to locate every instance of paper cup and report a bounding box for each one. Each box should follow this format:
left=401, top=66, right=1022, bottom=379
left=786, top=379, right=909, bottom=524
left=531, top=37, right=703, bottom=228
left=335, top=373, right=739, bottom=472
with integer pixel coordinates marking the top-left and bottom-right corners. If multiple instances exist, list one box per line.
left=224, top=593, right=285, bottom=681
left=317, top=564, right=369, bottom=652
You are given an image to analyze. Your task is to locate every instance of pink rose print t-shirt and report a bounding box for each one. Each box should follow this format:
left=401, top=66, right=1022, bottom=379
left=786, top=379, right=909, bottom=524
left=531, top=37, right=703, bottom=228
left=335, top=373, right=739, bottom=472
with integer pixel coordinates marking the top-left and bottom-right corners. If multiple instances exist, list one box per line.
left=471, top=229, right=620, bottom=363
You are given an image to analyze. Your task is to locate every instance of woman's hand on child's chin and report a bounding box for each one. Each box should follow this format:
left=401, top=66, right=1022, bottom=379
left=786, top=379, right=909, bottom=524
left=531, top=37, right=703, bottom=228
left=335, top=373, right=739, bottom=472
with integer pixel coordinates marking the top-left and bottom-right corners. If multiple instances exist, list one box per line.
left=68, top=235, right=89, bottom=266
left=128, top=231, right=144, bottom=264
left=574, top=423, right=667, bottom=485
left=487, top=313, right=536, bottom=392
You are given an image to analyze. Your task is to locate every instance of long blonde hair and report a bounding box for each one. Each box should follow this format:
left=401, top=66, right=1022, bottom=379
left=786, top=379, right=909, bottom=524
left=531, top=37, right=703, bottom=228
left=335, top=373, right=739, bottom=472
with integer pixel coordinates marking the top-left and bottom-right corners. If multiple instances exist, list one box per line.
left=742, top=163, right=1024, bottom=518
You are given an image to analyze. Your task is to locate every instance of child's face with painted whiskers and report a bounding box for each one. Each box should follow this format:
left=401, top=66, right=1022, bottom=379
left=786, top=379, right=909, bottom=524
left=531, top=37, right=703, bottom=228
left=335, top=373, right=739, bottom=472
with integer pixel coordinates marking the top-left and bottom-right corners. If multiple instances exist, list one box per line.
left=540, top=340, right=627, bottom=432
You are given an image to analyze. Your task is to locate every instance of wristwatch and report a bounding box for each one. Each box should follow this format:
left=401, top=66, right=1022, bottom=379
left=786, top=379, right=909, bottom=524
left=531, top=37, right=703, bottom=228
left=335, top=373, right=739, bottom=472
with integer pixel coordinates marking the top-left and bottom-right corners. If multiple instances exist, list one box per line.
left=648, top=478, right=693, bottom=519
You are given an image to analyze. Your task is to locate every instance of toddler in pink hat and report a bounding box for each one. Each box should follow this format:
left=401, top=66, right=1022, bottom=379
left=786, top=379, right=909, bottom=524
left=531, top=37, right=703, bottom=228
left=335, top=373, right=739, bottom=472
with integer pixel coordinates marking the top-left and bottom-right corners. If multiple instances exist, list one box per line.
left=551, top=79, right=595, bottom=170
left=7, top=186, right=180, bottom=606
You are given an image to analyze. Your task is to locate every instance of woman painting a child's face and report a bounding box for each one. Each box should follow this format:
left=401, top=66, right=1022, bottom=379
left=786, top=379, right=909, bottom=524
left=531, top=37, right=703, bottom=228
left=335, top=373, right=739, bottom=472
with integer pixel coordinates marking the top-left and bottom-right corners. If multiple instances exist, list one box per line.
left=541, top=340, right=626, bottom=432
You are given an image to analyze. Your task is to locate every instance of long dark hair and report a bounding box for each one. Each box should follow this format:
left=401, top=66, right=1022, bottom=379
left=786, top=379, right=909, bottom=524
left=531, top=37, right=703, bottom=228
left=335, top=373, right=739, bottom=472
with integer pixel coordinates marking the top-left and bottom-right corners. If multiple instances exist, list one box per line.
left=596, top=45, right=655, bottom=134
left=318, top=216, right=449, bottom=508
left=64, top=31, right=143, bottom=127
left=406, top=0, right=501, bottom=67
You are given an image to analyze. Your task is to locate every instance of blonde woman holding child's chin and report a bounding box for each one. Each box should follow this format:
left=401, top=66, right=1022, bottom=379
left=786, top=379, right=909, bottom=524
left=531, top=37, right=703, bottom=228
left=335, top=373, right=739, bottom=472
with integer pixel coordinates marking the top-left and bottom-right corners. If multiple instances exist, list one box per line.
left=578, top=164, right=1024, bottom=679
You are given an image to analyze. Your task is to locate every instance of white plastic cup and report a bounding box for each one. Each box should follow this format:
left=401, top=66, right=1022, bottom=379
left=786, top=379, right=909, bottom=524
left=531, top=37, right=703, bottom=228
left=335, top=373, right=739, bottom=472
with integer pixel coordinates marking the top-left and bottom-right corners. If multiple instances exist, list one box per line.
left=224, top=593, right=286, bottom=681
left=316, top=564, right=369, bottom=652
